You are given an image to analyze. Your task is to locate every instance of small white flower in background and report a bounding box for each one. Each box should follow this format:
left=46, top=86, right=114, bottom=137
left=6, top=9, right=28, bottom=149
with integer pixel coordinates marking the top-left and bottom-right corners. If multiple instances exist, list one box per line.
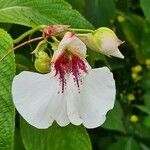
left=12, top=32, right=116, bottom=129
left=79, top=27, right=124, bottom=59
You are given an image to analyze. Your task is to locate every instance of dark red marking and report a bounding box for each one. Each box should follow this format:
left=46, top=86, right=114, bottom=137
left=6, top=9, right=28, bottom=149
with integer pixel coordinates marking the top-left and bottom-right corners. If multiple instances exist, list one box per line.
left=54, top=51, right=88, bottom=93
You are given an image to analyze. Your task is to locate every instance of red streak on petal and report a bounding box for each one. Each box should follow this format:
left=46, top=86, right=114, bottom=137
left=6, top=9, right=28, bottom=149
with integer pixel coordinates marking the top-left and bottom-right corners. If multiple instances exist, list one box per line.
left=64, top=32, right=75, bottom=39
left=54, top=51, right=88, bottom=93
left=117, top=39, right=125, bottom=46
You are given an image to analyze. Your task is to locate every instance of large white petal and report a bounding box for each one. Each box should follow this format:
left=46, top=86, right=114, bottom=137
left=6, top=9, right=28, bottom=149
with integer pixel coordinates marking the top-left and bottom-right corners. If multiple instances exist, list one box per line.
left=81, top=67, right=116, bottom=128
left=66, top=77, right=83, bottom=125
left=12, top=71, right=70, bottom=129
left=66, top=60, right=91, bottom=125
left=66, top=67, right=115, bottom=128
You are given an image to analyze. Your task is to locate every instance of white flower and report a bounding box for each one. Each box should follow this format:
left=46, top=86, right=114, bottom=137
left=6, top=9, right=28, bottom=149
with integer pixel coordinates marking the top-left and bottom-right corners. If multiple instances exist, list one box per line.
left=79, top=27, right=124, bottom=59
left=12, top=32, right=116, bottom=129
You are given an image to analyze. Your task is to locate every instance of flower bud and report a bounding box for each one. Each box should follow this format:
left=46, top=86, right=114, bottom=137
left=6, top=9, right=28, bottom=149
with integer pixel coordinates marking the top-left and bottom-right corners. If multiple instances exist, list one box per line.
left=117, top=15, right=125, bottom=23
left=131, top=72, right=141, bottom=82
left=32, top=39, right=48, bottom=55
left=79, top=27, right=124, bottom=59
left=131, top=65, right=142, bottom=73
left=127, top=93, right=135, bottom=102
left=33, top=40, right=51, bottom=73
left=130, top=115, right=138, bottom=123
left=34, top=51, right=51, bottom=73
left=43, top=25, right=70, bottom=37
left=145, top=59, right=150, bottom=68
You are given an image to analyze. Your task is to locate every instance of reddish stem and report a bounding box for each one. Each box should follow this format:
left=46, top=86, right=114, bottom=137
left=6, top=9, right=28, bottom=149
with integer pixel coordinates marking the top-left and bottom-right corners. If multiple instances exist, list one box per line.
left=0, top=37, right=44, bottom=62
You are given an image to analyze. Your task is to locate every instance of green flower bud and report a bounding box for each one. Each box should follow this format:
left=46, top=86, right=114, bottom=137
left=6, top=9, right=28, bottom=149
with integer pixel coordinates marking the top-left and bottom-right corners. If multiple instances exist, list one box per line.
left=79, top=27, right=124, bottom=59
left=34, top=51, right=51, bottom=73
left=33, top=39, right=51, bottom=73
left=32, top=39, right=48, bottom=55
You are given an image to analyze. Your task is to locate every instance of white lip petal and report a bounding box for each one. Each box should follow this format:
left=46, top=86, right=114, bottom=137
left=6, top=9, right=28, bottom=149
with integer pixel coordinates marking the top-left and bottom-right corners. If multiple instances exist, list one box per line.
left=66, top=77, right=83, bottom=125
left=80, top=67, right=116, bottom=128
left=49, top=92, right=70, bottom=127
left=12, top=71, right=70, bottom=129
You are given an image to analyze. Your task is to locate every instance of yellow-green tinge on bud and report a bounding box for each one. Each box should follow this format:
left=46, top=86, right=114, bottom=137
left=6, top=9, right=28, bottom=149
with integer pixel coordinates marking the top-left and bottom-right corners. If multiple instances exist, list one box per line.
left=34, top=51, right=51, bottom=73
left=79, top=27, right=124, bottom=59
left=33, top=39, right=51, bottom=73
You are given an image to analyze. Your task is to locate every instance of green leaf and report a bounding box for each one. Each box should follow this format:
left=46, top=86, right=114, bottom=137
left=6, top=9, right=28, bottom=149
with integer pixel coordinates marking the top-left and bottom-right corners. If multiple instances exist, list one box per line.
left=108, top=137, right=140, bottom=150
left=143, top=93, right=150, bottom=109
left=102, top=101, right=125, bottom=133
left=142, top=116, right=150, bottom=128
left=125, top=138, right=141, bottom=150
left=14, top=128, right=25, bottom=150
left=86, top=0, right=116, bottom=27
left=20, top=119, right=92, bottom=150
left=87, top=50, right=109, bottom=68
left=15, top=54, right=35, bottom=74
left=140, top=21, right=150, bottom=60
left=0, top=28, right=15, bottom=150
left=135, top=124, right=150, bottom=139
left=140, top=143, right=150, bottom=150
left=134, top=105, right=150, bottom=115
left=140, top=0, right=150, bottom=22
left=66, top=0, right=85, bottom=14
left=0, top=0, right=93, bottom=29
left=119, top=13, right=146, bottom=63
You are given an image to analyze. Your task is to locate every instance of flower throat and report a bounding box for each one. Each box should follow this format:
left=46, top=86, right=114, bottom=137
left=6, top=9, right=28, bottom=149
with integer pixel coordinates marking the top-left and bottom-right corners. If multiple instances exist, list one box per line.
left=54, top=51, right=88, bottom=93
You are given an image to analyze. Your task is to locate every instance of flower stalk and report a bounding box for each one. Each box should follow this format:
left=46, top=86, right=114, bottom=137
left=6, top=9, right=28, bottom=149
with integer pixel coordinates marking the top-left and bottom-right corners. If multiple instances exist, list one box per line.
left=69, top=28, right=94, bottom=33
left=13, top=25, right=46, bottom=44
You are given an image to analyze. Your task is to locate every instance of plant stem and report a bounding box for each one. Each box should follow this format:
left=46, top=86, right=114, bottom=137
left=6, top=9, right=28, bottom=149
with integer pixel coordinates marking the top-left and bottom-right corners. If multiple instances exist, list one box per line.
left=0, top=37, right=44, bottom=62
left=69, top=28, right=94, bottom=33
left=76, top=34, right=89, bottom=37
left=13, top=25, right=46, bottom=44
left=51, top=36, right=59, bottom=42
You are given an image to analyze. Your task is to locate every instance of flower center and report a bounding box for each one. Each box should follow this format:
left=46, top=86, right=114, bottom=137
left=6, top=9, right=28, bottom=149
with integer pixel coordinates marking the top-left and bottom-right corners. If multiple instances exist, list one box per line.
left=53, top=51, right=88, bottom=93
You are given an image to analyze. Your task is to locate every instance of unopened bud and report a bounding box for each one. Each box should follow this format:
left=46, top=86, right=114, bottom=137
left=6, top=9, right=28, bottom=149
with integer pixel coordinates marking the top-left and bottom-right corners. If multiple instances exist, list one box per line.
left=35, top=51, right=51, bottom=73
left=43, top=25, right=70, bottom=37
left=131, top=73, right=141, bottom=81
left=145, top=59, right=150, bottom=68
left=32, top=39, right=48, bottom=55
left=117, top=15, right=125, bottom=23
left=131, top=65, right=142, bottom=73
left=33, top=40, right=51, bottom=73
left=127, top=93, right=135, bottom=102
left=79, top=27, right=124, bottom=59
left=130, top=115, right=138, bottom=123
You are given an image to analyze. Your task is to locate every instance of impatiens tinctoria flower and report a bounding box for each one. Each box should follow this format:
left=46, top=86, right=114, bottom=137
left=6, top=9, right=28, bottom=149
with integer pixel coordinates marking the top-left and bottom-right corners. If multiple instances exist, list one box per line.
left=79, top=27, right=124, bottom=59
left=12, top=32, right=116, bottom=129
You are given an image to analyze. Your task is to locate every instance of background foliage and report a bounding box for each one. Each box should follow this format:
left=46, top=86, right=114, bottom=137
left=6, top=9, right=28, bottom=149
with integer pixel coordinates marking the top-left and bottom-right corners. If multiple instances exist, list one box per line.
left=0, top=0, right=150, bottom=149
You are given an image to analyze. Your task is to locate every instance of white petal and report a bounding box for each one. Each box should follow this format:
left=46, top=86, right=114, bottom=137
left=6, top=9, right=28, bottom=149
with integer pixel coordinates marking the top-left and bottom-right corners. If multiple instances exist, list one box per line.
left=66, top=77, right=83, bottom=125
left=109, top=48, right=124, bottom=59
left=52, top=33, right=87, bottom=62
left=12, top=71, right=70, bottom=129
left=68, top=37, right=87, bottom=57
left=100, top=36, right=124, bottom=59
left=81, top=67, right=116, bottom=128
left=101, top=36, right=118, bottom=52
